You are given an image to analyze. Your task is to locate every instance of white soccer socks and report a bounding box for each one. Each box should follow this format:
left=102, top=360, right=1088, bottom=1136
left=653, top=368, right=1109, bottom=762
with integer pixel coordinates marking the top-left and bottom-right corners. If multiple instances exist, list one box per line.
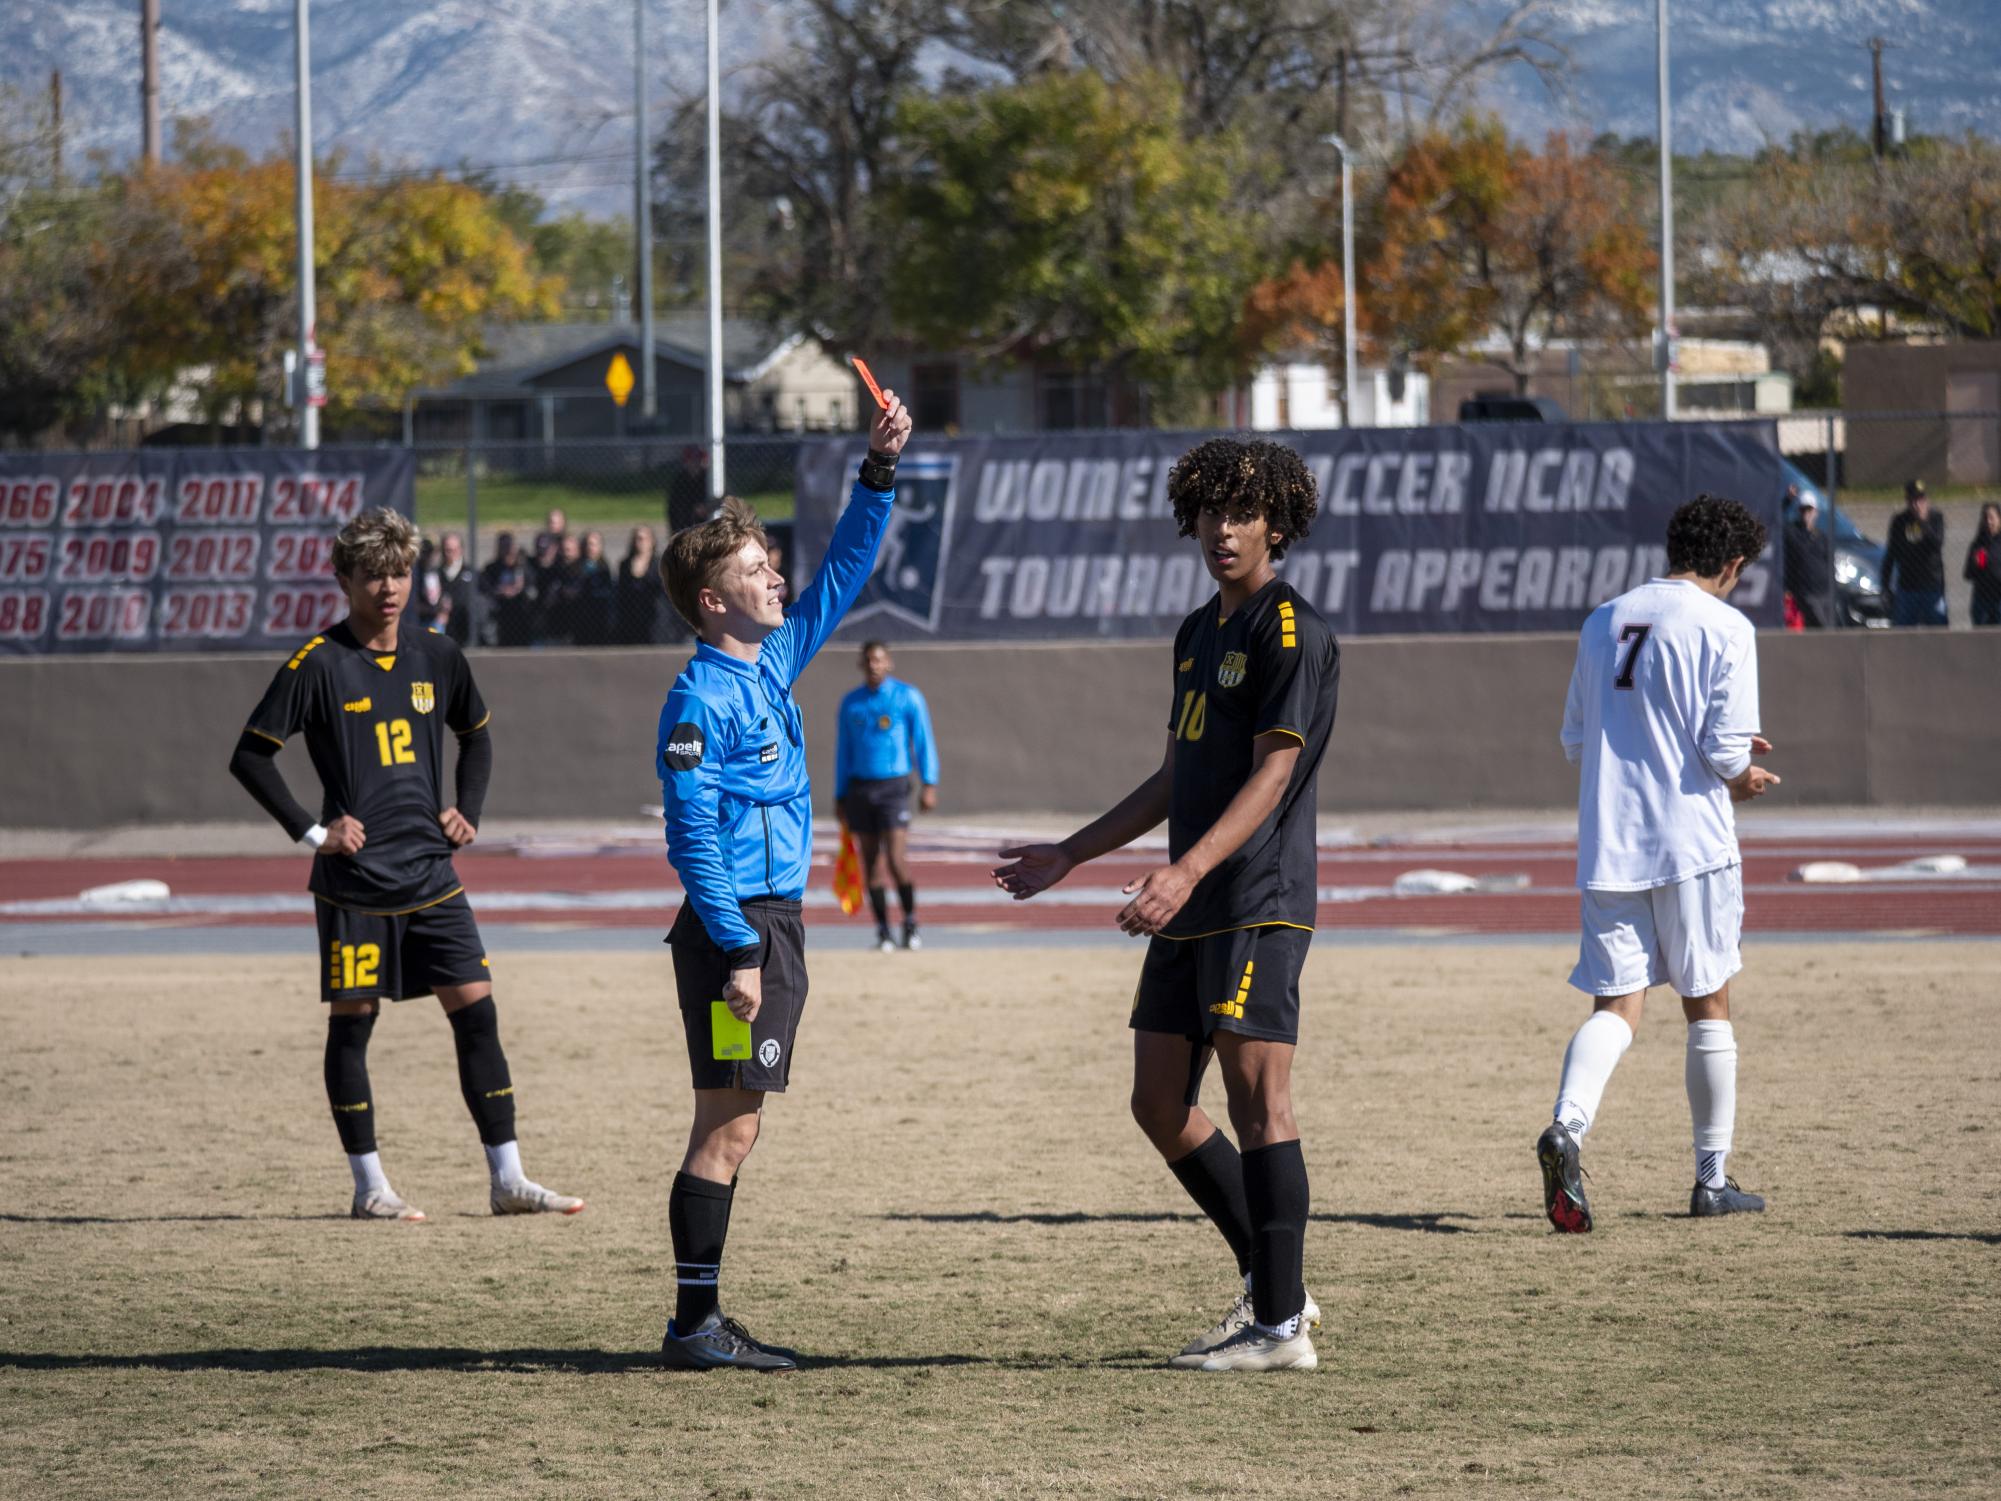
left=347, top=1150, right=390, bottom=1195
left=1685, top=1019, right=1738, bottom=1188
left=1553, top=1010, right=1635, bottom=1141
left=484, top=1138, right=526, bottom=1189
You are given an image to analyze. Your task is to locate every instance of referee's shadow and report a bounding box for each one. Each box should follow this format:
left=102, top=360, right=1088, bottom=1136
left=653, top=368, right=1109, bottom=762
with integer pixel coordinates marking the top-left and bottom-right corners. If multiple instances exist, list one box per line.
left=882, top=1209, right=1477, bottom=1234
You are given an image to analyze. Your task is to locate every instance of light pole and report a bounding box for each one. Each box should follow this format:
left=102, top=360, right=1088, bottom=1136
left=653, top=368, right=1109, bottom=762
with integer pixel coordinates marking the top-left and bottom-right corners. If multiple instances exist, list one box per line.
left=1656, top=0, right=1676, bottom=419
left=634, top=0, right=656, bottom=419
left=704, top=0, right=725, bottom=497
left=1324, top=134, right=1358, bottom=429
left=293, top=0, right=318, bottom=449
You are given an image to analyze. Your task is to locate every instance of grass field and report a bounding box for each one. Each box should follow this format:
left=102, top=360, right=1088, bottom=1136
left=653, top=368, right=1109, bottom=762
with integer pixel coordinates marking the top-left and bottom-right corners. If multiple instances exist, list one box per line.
left=2, top=940, right=1996, bottom=1498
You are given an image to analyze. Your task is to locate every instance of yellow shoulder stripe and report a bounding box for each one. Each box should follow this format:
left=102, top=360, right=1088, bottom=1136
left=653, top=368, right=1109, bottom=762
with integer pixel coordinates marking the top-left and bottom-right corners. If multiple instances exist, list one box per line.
left=284, top=635, right=326, bottom=671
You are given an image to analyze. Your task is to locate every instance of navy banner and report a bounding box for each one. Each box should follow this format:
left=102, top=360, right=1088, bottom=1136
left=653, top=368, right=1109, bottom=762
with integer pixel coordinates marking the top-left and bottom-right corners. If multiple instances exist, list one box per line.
left=794, top=422, right=1786, bottom=639
left=0, top=448, right=414, bottom=654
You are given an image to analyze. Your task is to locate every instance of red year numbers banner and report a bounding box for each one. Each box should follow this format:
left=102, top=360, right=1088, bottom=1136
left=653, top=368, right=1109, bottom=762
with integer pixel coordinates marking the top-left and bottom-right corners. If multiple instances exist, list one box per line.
left=0, top=448, right=414, bottom=654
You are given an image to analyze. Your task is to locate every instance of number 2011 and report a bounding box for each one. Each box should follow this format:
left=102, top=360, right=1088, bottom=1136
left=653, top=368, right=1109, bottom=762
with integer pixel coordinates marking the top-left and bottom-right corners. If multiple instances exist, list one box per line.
left=374, top=719, right=416, bottom=765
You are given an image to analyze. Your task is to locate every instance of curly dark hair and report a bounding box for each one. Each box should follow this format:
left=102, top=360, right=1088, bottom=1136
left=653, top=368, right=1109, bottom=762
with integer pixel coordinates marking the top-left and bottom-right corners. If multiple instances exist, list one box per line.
left=1665, top=494, right=1768, bottom=578
left=1167, top=437, right=1318, bottom=559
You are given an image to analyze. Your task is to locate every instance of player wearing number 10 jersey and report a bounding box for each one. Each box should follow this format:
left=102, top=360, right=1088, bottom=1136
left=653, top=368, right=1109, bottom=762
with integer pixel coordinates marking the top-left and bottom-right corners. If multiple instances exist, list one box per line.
left=228, top=507, right=581, bottom=1224
left=1537, top=495, right=1779, bottom=1235
left=994, top=438, right=1338, bottom=1372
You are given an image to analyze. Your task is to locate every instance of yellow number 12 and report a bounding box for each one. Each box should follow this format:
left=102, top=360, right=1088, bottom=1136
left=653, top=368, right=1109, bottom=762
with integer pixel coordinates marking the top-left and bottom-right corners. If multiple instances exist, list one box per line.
left=374, top=719, right=415, bottom=765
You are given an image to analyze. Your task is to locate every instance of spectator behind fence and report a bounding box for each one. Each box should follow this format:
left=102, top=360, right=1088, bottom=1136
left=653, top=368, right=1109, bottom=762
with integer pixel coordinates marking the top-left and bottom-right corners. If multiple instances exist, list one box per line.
left=668, top=445, right=713, bottom=532
left=1967, top=503, right=2001, bottom=627
left=576, top=530, right=615, bottom=645
left=534, top=506, right=568, bottom=558
left=417, top=531, right=474, bottom=644
left=537, top=534, right=588, bottom=644
left=479, top=531, right=537, bottom=647
left=1883, top=479, right=1948, bottom=627
left=615, top=526, right=669, bottom=644
left=1782, top=488, right=1834, bottom=629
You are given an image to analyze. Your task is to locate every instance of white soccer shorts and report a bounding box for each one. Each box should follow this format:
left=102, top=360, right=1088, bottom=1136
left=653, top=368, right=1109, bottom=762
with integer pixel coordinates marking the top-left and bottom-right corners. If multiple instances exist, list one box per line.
left=1569, top=863, right=1743, bottom=999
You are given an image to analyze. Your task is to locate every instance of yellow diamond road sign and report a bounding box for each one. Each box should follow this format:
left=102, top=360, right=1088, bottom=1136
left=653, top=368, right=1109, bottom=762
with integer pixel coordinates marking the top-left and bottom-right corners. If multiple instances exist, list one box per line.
left=605, top=351, right=635, bottom=407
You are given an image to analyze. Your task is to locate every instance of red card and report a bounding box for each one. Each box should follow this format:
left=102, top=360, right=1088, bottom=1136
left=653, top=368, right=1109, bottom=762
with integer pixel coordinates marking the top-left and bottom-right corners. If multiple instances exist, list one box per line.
left=850, top=355, right=888, bottom=410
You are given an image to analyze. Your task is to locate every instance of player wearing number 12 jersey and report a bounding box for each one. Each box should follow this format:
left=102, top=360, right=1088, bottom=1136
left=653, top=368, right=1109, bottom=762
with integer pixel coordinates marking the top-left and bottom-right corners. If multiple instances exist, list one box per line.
left=1537, top=495, right=1779, bottom=1234
left=227, top=507, right=581, bottom=1224
left=994, top=438, right=1338, bottom=1372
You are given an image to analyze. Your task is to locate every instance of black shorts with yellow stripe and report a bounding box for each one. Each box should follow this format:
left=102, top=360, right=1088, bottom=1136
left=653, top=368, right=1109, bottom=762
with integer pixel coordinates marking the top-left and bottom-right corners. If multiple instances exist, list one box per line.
left=315, top=889, right=489, bottom=1003
left=1130, top=922, right=1310, bottom=1051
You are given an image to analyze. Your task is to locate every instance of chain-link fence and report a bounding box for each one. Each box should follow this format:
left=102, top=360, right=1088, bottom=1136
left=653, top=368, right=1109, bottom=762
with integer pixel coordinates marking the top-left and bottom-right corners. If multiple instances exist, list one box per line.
left=1778, top=409, right=2001, bottom=631
left=410, top=436, right=804, bottom=649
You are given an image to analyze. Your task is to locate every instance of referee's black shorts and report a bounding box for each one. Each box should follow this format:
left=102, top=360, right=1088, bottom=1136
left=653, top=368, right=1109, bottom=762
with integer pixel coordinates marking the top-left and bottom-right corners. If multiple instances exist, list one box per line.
left=840, top=776, right=911, bottom=836
left=668, top=898, right=808, bottom=1093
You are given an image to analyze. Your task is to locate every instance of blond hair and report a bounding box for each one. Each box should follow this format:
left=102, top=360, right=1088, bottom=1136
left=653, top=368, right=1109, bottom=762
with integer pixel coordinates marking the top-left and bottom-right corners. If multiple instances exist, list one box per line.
left=331, top=507, right=420, bottom=579
left=661, top=495, right=767, bottom=631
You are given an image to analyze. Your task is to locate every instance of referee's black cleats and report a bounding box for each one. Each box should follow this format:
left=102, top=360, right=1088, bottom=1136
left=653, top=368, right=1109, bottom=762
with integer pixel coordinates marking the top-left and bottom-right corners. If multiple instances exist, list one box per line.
left=1690, top=1178, right=1765, bottom=1218
left=1536, top=1123, right=1593, bottom=1234
left=660, top=1310, right=798, bottom=1371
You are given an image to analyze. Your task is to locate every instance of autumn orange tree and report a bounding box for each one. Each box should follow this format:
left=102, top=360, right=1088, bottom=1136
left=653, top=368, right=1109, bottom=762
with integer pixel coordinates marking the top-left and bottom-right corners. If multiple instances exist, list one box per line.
left=106, top=130, right=559, bottom=428
left=1366, top=118, right=1655, bottom=393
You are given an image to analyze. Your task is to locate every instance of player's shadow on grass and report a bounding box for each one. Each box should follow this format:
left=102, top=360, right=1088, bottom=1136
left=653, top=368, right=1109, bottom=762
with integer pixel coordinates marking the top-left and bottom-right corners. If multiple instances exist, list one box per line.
left=1842, top=1229, right=2001, bottom=1245
left=0, top=1348, right=1030, bottom=1374
left=883, top=1210, right=1474, bottom=1234
left=0, top=1213, right=346, bottom=1225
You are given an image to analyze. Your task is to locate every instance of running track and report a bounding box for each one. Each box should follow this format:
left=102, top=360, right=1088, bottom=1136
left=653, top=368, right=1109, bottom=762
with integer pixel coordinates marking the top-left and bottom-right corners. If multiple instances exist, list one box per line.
left=4, top=825, right=1999, bottom=937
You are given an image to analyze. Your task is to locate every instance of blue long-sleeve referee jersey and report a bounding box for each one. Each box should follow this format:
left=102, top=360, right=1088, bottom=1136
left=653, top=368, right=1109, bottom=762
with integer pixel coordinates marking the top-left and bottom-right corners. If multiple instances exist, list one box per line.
left=657, top=479, right=893, bottom=963
left=834, top=678, right=939, bottom=797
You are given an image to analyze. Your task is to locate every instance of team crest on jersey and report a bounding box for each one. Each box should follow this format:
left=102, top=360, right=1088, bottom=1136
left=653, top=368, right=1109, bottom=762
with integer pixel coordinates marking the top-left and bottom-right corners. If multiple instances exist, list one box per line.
left=877, top=714, right=892, bottom=730
left=1217, top=651, right=1248, bottom=688
left=409, top=681, right=436, bottom=714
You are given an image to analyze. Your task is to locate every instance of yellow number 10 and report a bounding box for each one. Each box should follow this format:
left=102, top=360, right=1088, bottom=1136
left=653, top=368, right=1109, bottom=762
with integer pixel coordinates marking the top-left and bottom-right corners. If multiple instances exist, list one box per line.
left=1175, top=690, right=1207, bottom=742
left=373, top=719, right=415, bottom=765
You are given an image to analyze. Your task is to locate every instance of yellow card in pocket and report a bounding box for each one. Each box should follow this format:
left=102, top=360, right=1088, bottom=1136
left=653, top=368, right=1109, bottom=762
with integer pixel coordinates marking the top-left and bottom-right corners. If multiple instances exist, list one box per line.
left=711, top=1001, right=752, bottom=1061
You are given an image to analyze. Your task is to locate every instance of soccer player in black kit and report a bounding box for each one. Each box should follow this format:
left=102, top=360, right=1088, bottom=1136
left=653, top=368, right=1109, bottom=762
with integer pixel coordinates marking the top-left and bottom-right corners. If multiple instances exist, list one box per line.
left=228, top=507, right=582, bottom=1222
left=993, top=438, right=1337, bottom=1371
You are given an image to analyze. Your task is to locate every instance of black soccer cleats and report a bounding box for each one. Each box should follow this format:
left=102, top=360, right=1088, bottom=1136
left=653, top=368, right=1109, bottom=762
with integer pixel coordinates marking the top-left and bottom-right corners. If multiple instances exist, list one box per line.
left=1536, top=1123, right=1593, bottom=1234
left=660, top=1310, right=798, bottom=1371
left=1690, top=1178, right=1765, bottom=1218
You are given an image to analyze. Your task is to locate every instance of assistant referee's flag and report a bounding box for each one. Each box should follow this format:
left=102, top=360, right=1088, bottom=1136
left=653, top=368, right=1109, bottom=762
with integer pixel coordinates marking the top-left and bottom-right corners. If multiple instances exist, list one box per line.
left=833, top=824, right=864, bottom=916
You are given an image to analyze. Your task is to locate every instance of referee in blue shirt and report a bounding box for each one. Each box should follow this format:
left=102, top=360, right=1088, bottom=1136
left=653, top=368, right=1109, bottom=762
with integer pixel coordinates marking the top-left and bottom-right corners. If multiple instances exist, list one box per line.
left=835, top=642, right=940, bottom=951
left=654, top=392, right=912, bottom=1370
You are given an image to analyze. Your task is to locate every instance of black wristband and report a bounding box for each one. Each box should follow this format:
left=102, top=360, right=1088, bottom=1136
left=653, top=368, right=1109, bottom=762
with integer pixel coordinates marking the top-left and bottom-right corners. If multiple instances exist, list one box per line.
left=858, top=448, right=898, bottom=491
left=724, top=945, right=761, bottom=970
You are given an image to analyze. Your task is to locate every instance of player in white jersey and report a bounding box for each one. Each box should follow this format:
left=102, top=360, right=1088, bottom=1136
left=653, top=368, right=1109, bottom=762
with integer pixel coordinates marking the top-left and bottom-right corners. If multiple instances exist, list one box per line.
left=1537, top=495, right=1782, bottom=1232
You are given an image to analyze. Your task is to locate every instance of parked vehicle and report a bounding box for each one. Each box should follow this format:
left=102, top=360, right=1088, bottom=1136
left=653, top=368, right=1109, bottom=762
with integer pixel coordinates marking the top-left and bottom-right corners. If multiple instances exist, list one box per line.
left=1458, top=394, right=1569, bottom=422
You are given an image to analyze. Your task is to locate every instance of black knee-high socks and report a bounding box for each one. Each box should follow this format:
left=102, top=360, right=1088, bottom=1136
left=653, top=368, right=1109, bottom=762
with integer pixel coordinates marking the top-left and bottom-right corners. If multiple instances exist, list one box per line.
left=669, top=1172, right=735, bottom=1331
left=1242, top=1140, right=1310, bottom=1327
left=447, top=998, right=516, bottom=1147
left=1167, top=1130, right=1254, bottom=1277
left=324, top=1012, right=378, bottom=1155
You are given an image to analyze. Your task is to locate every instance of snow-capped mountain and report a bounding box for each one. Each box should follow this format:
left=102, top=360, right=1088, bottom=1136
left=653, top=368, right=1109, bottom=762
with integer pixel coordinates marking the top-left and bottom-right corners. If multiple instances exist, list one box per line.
left=3, top=0, right=1994, bottom=215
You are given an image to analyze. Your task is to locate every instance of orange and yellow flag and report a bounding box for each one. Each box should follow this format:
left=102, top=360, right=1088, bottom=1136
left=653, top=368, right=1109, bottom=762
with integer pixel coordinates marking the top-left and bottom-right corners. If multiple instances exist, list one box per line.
left=833, top=824, right=864, bottom=916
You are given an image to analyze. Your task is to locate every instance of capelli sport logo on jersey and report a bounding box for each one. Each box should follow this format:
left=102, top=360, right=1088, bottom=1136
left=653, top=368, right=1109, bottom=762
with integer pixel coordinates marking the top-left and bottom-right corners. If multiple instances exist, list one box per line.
left=342, top=697, right=373, bottom=713
left=759, top=742, right=780, bottom=765
left=662, top=722, right=706, bottom=772
left=1217, top=651, right=1248, bottom=688
left=409, top=681, right=436, bottom=714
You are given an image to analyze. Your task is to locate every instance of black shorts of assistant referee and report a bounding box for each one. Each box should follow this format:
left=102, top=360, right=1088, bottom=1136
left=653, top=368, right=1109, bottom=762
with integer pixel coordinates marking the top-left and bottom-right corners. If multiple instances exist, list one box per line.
left=315, top=890, right=490, bottom=1004
left=840, top=776, right=910, bottom=836
left=1131, top=924, right=1311, bottom=1102
left=668, top=897, right=808, bottom=1093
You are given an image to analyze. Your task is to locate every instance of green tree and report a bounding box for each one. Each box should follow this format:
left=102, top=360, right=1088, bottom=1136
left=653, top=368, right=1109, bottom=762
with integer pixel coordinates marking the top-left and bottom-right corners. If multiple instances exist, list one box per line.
left=886, top=70, right=1266, bottom=399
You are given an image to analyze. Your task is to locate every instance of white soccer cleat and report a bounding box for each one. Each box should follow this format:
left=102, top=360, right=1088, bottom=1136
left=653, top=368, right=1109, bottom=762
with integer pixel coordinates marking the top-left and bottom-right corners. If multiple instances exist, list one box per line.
left=1176, top=1288, right=1320, bottom=1359
left=1175, top=1322, right=1318, bottom=1372
left=490, top=1179, right=586, bottom=1216
left=351, top=1187, right=426, bottom=1222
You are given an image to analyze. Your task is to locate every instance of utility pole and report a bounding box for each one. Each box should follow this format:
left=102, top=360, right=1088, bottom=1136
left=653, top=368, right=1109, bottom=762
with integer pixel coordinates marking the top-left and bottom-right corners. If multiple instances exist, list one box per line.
left=1324, top=135, right=1358, bottom=429
left=50, top=71, right=62, bottom=178
left=140, top=0, right=161, bottom=164
left=1656, top=0, right=1676, bottom=420
left=1867, top=36, right=1894, bottom=159
left=705, top=0, right=724, bottom=497
left=294, top=0, right=319, bottom=449
left=634, top=0, right=656, bottom=419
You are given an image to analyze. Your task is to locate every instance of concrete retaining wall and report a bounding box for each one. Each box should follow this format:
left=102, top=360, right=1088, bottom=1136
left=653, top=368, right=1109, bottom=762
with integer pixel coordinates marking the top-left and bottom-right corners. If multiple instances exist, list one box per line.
left=4, top=630, right=1997, bottom=829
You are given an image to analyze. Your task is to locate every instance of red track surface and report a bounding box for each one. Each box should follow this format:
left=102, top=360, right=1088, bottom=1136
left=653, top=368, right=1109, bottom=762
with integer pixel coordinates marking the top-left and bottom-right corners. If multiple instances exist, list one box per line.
left=5, top=832, right=1999, bottom=935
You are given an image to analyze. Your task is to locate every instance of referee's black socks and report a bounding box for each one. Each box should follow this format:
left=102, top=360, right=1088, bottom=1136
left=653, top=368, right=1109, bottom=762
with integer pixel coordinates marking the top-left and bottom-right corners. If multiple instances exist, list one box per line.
left=1168, top=1129, right=1254, bottom=1278
left=669, top=1171, right=734, bottom=1331
left=1242, top=1139, right=1310, bottom=1330
left=447, top=998, right=516, bottom=1147
left=867, top=886, right=889, bottom=934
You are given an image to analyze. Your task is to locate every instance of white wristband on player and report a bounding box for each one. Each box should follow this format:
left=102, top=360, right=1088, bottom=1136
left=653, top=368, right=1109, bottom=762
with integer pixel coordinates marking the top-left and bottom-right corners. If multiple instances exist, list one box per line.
left=300, top=823, right=328, bottom=850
